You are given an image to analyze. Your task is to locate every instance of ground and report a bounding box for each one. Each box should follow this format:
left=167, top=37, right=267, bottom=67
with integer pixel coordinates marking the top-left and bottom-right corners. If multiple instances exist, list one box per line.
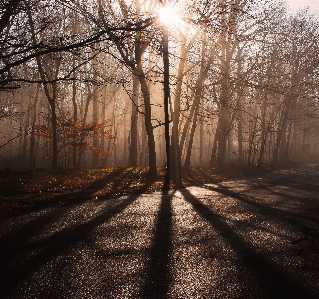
left=0, top=165, right=318, bottom=298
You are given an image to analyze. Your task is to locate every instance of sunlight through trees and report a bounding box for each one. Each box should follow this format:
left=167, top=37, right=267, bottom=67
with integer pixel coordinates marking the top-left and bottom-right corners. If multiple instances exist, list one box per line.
left=1, top=0, right=319, bottom=175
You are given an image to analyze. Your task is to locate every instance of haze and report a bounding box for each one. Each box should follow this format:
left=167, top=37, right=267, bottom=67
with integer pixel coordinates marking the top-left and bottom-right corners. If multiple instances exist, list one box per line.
left=0, top=0, right=318, bottom=180
left=286, top=0, right=319, bottom=12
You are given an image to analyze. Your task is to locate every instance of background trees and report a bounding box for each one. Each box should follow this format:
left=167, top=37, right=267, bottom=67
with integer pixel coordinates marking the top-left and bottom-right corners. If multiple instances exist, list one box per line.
left=1, top=0, right=319, bottom=172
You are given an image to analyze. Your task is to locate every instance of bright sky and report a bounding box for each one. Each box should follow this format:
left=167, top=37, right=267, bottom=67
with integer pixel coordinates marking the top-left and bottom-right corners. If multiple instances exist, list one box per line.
left=286, top=0, right=319, bottom=13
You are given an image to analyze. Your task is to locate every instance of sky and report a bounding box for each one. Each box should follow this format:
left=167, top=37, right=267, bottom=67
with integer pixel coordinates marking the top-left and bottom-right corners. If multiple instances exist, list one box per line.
left=286, top=0, right=319, bottom=13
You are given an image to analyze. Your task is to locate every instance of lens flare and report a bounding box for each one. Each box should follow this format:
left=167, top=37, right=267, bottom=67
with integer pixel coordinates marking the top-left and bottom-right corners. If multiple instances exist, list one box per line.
left=159, top=5, right=181, bottom=25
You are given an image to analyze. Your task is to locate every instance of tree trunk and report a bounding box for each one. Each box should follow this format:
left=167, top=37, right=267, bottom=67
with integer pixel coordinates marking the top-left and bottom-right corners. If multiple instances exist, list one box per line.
left=199, top=120, right=204, bottom=167
left=92, top=54, right=99, bottom=168
left=272, top=95, right=296, bottom=165
left=162, top=23, right=170, bottom=187
left=237, top=115, right=244, bottom=165
left=138, top=75, right=157, bottom=178
left=72, top=66, right=78, bottom=169
left=130, top=74, right=139, bottom=167
left=215, top=115, right=227, bottom=168
left=29, top=85, right=39, bottom=169
left=170, top=23, right=195, bottom=184
left=27, top=8, right=60, bottom=169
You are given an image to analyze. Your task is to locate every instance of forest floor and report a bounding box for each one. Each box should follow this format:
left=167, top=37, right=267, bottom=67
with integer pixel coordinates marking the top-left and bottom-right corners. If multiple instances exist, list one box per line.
left=0, top=164, right=273, bottom=214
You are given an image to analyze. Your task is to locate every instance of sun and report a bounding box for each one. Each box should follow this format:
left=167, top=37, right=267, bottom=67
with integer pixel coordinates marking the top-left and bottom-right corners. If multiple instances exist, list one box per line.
left=159, top=5, right=181, bottom=25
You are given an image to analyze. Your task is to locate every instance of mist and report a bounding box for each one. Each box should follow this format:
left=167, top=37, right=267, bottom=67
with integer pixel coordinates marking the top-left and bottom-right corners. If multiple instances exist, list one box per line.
left=1, top=0, right=318, bottom=176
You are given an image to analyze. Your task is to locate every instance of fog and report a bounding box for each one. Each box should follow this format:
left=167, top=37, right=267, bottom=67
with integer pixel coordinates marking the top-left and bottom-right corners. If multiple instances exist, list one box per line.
left=1, top=0, right=319, bottom=176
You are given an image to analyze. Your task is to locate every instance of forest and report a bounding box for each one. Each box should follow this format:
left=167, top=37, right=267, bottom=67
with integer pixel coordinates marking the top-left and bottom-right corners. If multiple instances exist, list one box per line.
left=1, top=0, right=319, bottom=182
left=1, top=3, right=319, bottom=297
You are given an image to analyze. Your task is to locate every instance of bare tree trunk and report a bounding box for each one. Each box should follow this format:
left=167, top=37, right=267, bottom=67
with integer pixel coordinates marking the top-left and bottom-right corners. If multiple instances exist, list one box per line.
left=184, top=106, right=199, bottom=170
left=71, top=13, right=78, bottom=169
left=210, top=129, right=218, bottom=168
left=215, top=111, right=228, bottom=168
left=199, top=120, right=204, bottom=167
left=258, top=96, right=268, bottom=165
left=29, top=85, right=39, bottom=169
left=50, top=90, right=58, bottom=169
left=183, top=32, right=214, bottom=171
left=22, top=98, right=31, bottom=164
left=140, top=105, right=148, bottom=166
left=272, top=95, right=296, bottom=165
left=138, top=74, right=157, bottom=177
left=72, top=64, right=78, bottom=169
left=237, top=115, right=244, bottom=165
left=247, top=116, right=258, bottom=166
left=92, top=52, right=99, bottom=168
left=27, top=8, right=60, bottom=169
left=130, top=74, right=139, bottom=167
left=162, top=23, right=171, bottom=187
left=170, top=22, right=196, bottom=184
left=100, top=88, right=107, bottom=167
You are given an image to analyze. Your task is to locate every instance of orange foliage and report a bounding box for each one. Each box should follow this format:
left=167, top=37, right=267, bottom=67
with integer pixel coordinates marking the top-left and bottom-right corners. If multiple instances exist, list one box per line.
left=35, top=113, right=115, bottom=157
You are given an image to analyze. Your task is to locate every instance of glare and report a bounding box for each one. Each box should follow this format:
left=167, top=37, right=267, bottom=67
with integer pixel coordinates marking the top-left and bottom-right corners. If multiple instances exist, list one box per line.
left=159, top=5, right=181, bottom=25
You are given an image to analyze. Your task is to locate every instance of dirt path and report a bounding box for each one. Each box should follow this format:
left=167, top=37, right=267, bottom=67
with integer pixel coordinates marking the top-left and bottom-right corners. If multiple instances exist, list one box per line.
left=1, top=165, right=319, bottom=298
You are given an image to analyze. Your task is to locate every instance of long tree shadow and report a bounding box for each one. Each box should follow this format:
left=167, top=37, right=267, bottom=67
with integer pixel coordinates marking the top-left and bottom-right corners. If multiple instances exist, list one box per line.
left=251, top=165, right=319, bottom=193
left=203, top=177, right=319, bottom=224
left=0, top=168, right=134, bottom=264
left=179, top=188, right=317, bottom=299
left=0, top=193, right=138, bottom=298
left=255, top=178, right=319, bottom=201
left=0, top=168, right=130, bottom=254
left=1, top=167, right=160, bottom=216
left=0, top=168, right=126, bottom=216
left=141, top=189, right=173, bottom=299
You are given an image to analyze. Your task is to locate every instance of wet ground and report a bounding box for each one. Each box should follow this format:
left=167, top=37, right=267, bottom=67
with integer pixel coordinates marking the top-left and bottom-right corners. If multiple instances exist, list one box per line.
left=0, top=164, right=319, bottom=298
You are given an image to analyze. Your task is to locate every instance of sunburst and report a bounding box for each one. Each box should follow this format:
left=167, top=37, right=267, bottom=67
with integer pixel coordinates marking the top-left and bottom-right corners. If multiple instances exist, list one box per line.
left=159, top=5, right=181, bottom=26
